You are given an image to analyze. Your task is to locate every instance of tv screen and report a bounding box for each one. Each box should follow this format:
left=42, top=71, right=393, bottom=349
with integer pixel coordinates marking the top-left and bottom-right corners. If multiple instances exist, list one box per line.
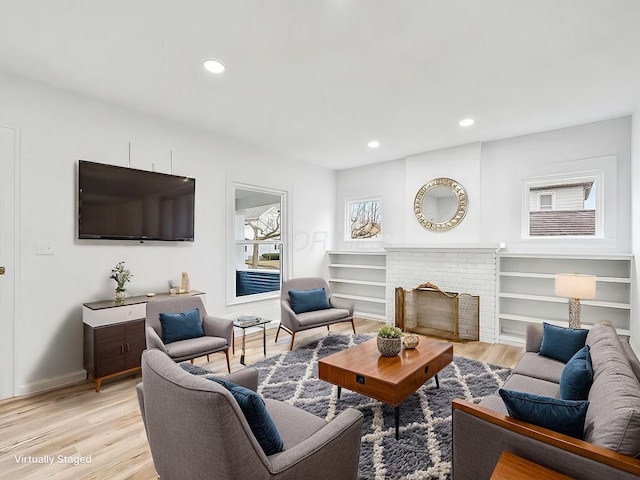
left=78, top=160, right=195, bottom=241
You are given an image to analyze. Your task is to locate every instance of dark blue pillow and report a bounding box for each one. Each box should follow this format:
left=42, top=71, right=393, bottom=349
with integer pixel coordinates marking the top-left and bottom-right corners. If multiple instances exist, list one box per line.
left=560, top=345, right=593, bottom=400
left=539, top=322, right=588, bottom=363
left=499, top=389, right=589, bottom=439
left=289, top=288, right=330, bottom=314
left=159, top=308, right=204, bottom=344
left=209, top=377, right=284, bottom=455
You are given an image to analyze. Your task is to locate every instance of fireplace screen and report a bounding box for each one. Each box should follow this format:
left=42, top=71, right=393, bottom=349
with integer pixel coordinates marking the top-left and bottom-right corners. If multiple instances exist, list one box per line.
left=395, top=282, right=479, bottom=341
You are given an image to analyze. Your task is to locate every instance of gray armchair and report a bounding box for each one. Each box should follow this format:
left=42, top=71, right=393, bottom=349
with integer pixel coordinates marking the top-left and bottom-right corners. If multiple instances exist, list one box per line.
left=137, top=349, right=364, bottom=480
left=145, top=295, right=232, bottom=372
left=277, top=277, right=355, bottom=350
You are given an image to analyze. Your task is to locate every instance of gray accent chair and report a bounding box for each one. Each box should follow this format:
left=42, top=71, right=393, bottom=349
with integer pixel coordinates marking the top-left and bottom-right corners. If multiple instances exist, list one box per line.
left=137, top=349, right=364, bottom=480
left=277, top=277, right=355, bottom=350
left=145, top=295, right=233, bottom=372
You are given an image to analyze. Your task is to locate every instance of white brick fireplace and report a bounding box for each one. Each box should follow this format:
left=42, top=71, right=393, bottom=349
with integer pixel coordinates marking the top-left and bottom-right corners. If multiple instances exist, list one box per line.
left=385, top=245, right=499, bottom=343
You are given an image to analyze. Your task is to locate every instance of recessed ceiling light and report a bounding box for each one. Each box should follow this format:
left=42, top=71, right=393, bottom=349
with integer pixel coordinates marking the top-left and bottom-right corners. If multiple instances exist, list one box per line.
left=203, top=59, right=225, bottom=74
left=367, top=140, right=380, bottom=148
left=459, top=118, right=475, bottom=127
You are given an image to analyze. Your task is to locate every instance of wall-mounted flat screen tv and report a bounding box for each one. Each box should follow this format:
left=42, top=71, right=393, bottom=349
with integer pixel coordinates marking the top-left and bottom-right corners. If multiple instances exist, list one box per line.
left=78, top=160, right=195, bottom=241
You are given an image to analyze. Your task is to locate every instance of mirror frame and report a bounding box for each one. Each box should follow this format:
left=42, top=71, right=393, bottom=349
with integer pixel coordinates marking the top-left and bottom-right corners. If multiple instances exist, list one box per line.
left=414, top=177, right=468, bottom=231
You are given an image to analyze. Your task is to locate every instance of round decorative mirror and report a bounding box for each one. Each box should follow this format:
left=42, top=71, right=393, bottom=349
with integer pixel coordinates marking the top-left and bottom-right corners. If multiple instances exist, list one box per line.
left=414, top=178, right=468, bottom=231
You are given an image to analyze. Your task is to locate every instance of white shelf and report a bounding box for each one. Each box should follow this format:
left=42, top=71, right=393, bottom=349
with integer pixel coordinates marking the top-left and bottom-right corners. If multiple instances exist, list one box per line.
left=498, top=292, right=630, bottom=310
left=327, top=251, right=387, bottom=320
left=329, top=264, right=386, bottom=270
left=497, top=253, right=632, bottom=344
left=329, top=278, right=386, bottom=287
left=499, top=272, right=631, bottom=284
left=332, top=293, right=386, bottom=304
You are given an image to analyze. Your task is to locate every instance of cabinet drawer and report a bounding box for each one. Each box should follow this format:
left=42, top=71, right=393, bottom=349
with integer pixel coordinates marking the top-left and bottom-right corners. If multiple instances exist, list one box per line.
left=83, top=303, right=146, bottom=327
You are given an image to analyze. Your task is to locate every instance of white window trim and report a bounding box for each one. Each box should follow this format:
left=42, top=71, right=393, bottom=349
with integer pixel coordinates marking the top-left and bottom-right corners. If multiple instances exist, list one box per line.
left=226, top=176, right=291, bottom=305
left=522, top=170, right=603, bottom=239
left=345, top=196, right=383, bottom=242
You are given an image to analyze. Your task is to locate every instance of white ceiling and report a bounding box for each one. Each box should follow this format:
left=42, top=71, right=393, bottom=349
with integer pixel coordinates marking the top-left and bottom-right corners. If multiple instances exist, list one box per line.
left=1, top=1, right=639, bottom=170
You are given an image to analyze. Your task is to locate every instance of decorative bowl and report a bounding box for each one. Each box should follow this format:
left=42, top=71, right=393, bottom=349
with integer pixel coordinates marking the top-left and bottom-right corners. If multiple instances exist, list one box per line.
left=377, top=336, right=402, bottom=356
left=402, top=333, right=420, bottom=349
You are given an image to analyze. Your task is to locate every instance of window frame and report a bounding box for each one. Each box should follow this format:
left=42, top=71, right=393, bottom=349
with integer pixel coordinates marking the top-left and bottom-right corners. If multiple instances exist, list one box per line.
left=522, top=170, right=603, bottom=239
left=536, top=191, right=555, bottom=211
left=227, top=179, right=290, bottom=305
left=344, top=196, right=383, bottom=242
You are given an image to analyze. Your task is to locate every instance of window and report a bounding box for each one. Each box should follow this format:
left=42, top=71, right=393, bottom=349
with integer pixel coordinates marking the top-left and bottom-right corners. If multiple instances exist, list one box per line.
left=523, top=171, right=603, bottom=238
left=537, top=192, right=555, bottom=211
left=346, top=198, right=382, bottom=241
left=232, top=184, right=286, bottom=300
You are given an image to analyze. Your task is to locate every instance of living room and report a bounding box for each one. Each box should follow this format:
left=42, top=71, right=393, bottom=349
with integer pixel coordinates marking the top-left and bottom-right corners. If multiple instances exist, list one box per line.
left=1, top=2, right=640, bottom=479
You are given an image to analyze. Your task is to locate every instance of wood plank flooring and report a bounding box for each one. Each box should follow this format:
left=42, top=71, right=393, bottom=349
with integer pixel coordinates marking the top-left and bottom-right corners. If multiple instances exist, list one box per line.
left=0, top=318, right=523, bottom=480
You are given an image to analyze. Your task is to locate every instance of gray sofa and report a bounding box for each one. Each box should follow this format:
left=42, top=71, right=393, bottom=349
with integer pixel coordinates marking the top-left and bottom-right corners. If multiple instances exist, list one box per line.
left=137, top=349, right=364, bottom=480
left=452, top=320, right=640, bottom=479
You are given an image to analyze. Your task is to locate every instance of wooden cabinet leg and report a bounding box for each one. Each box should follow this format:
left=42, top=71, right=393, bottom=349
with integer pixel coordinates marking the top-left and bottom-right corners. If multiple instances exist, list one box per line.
left=95, top=378, right=102, bottom=393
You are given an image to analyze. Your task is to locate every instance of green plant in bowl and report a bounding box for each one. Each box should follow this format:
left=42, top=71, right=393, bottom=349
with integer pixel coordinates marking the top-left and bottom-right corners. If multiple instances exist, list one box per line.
left=377, top=325, right=403, bottom=338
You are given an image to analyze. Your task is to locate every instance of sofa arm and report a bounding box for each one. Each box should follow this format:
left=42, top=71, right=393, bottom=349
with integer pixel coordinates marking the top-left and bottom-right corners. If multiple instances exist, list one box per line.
left=525, top=323, right=543, bottom=353
left=280, top=300, right=298, bottom=331
left=203, top=315, right=233, bottom=347
left=268, top=407, right=363, bottom=479
left=145, top=327, right=168, bottom=354
left=452, top=399, right=640, bottom=480
left=330, top=297, right=355, bottom=317
left=225, top=367, right=259, bottom=392
left=136, top=382, right=148, bottom=435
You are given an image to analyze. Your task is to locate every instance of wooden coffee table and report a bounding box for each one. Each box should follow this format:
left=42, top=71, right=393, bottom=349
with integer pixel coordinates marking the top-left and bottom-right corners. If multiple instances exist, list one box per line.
left=318, top=337, right=453, bottom=439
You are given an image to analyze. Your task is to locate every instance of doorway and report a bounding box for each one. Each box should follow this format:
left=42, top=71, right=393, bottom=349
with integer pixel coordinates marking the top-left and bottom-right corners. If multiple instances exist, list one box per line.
left=0, top=126, right=17, bottom=399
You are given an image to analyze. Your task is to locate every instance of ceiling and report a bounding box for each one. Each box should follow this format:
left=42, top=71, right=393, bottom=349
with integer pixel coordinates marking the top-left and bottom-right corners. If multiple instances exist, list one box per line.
left=1, top=1, right=639, bottom=170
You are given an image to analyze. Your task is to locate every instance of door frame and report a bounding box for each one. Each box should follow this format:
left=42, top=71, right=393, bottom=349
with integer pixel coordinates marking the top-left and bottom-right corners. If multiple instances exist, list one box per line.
left=0, top=125, right=19, bottom=399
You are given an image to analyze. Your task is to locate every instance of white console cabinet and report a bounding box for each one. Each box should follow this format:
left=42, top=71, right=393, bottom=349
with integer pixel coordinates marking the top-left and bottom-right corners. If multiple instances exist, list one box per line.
left=83, top=291, right=204, bottom=391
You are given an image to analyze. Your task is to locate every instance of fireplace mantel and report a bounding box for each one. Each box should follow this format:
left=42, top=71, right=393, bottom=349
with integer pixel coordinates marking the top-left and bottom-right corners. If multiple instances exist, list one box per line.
left=384, top=244, right=500, bottom=253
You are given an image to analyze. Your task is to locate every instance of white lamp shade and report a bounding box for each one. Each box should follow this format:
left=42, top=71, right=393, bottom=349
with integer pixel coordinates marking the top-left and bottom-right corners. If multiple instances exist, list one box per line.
left=555, top=273, right=596, bottom=300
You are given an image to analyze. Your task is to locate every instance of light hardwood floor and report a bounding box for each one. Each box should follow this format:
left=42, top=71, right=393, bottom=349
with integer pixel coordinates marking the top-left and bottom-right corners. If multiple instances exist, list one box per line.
left=0, top=318, right=523, bottom=480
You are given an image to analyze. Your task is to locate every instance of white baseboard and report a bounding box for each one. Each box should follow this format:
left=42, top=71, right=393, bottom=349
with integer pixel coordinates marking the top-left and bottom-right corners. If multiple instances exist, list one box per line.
left=16, top=369, right=87, bottom=397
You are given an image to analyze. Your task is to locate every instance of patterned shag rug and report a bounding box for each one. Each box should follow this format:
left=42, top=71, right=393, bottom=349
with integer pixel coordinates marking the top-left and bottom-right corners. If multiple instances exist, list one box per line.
left=187, top=333, right=511, bottom=480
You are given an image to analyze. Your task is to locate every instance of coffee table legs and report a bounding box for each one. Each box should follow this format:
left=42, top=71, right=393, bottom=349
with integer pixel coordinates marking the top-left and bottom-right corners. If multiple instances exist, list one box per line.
left=333, top=373, right=440, bottom=440
left=240, top=329, right=247, bottom=365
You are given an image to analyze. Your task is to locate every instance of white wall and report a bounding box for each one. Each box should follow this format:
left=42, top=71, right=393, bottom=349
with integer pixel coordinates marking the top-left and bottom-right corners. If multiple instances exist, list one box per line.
left=481, top=117, right=631, bottom=252
left=336, top=117, right=631, bottom=252
left=334, top=158, right=406, bottom=251
left=0, top=72, right=335, bottom=396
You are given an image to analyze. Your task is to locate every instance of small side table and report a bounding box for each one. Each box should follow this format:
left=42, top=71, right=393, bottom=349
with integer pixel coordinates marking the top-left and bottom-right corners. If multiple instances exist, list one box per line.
left=490, top=451, right=574, bottom=480
left=233, top=317, right=272, bottom=365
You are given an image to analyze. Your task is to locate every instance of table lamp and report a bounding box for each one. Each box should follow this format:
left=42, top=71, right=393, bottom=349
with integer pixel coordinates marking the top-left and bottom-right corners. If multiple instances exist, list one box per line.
left=555, top=273, right=596, bottom=329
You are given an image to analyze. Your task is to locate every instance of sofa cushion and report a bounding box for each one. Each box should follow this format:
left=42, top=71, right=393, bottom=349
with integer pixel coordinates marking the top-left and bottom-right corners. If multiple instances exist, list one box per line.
left=499, top=389, right=589, bottom=439
left=560, top=345, right=593, bottom=401
left=584, top=322, right=640, bottom=456
left=502, top=373, right=560, bottom=399
left=295, top=308, right=351, bottom=328
left=165, top=336, right=227, bottom=359
left=513, top=352, right=565, bottom=384
left=159, top=308, right=205, bottom=344
left=539, top=322, right=588, bottom=363
left=210, top=377, right=284, bottom=456
left=264, top=398, right=327, bottom=450
left=289, top=288, right=331, bottom=314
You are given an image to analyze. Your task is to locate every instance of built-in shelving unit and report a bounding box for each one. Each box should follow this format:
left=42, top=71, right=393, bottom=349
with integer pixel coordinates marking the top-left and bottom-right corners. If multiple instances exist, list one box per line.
left=497, top=253, right=633, bottom=345
left=327, top=251, right=387, bottom=321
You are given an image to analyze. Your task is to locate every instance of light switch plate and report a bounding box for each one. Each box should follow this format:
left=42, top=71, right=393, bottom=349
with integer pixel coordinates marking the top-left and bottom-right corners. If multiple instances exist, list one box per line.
left=36, top=243, right=54, bottom=255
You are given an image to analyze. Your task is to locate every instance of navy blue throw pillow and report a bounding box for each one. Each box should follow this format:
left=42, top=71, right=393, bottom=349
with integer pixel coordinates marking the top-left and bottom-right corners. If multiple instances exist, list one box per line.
left=539, top=322, right=588, bottom=363
left=209, top=377, right=284, bottom=456
left=560, top=345, right=593, bottom=400
left=159, top=308, right=205, bottom=344
left=499, top=389, right=589, bottom=439
left=289, top=288, right=331, bottom=314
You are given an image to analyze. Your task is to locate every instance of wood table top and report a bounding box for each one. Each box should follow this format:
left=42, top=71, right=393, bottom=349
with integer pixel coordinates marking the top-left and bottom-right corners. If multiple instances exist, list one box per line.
left=318, top=337, right=453, bottom=406
left=319, top=337, right=453, bottom=385
left=490, top=451, right=574, bottom=480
